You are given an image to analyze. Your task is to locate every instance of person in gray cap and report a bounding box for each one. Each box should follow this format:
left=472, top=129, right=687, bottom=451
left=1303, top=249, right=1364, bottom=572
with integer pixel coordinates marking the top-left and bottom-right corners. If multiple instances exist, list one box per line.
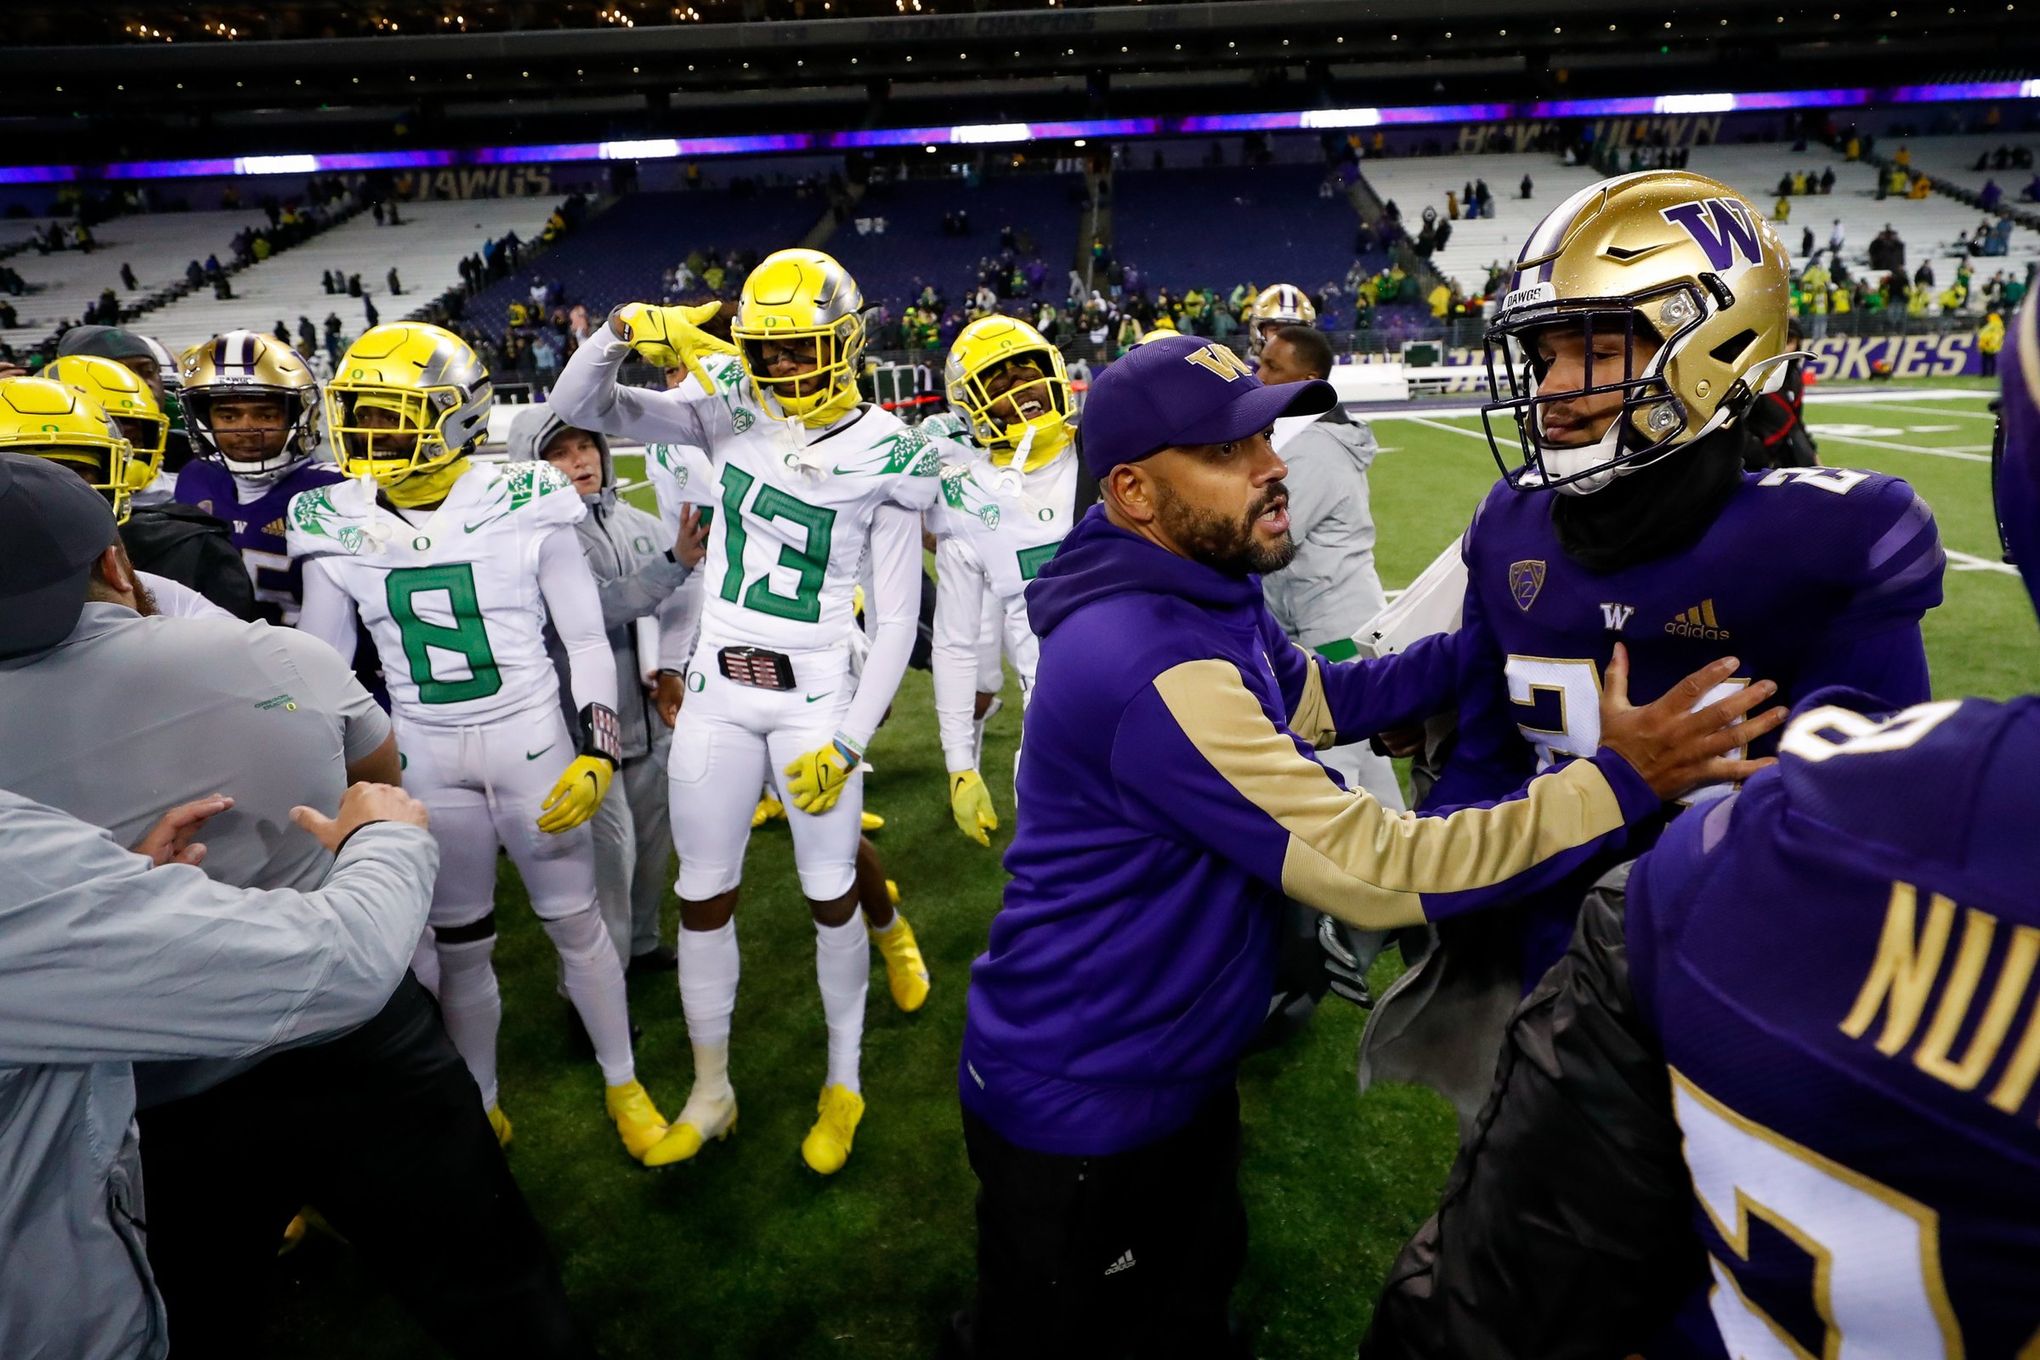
left=947, top=334, right=1785, bottom=1359
left=0, top=452, right=440, bottom=1360
left=0, top=452, right=599, bottom=1360
left=507, top=404, right=708, bottom=981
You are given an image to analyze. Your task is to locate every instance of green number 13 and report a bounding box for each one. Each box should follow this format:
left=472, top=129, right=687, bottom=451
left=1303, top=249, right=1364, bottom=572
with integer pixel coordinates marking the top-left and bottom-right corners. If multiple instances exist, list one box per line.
left=717, top=464, right=837, bottom=624
left=385, top=563, right=503, bottom=704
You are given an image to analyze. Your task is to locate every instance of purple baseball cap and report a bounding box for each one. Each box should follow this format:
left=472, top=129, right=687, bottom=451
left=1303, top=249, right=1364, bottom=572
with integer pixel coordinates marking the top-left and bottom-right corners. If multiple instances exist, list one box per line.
left=1079, top=333, right=1337, bottom=480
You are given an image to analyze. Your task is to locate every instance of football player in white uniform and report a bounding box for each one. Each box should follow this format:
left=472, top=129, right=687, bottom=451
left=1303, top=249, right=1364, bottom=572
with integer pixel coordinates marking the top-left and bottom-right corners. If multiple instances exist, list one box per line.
left=288, top=322, right=670, bottom=1163
left=920, top=315, right=1079, bottom=846
left=549, top=248, right=940, bottom=1174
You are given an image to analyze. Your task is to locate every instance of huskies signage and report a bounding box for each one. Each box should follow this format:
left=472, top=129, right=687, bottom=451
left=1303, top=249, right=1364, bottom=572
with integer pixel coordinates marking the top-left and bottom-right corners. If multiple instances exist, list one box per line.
left=1802, top=333, right=1988, bottom=380
left=392, top=167, right=555, bottom=200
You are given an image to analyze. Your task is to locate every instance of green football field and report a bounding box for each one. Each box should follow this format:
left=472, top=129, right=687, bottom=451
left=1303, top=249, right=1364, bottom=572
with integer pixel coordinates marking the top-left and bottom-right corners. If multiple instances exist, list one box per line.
left=268, top=387, right=2029, bottom=1359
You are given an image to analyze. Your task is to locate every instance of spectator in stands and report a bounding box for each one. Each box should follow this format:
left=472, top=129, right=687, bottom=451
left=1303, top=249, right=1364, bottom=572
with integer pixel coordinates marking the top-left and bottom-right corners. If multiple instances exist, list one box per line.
left=118, top=262, right=136, bottom=292
left=321, top=269, right=335, bottom=295
left=1828, top=219, right=1846, bottom=258
left=0, top=300, right=17, bottom=330
left=387, top=201, right=402, bottom=227
left=1819, top=166, right=1836, bottom=194
left=1519, top=173, right=1533, bottom=200
left=362, top=295, right=379, bottom=331
left=1774, top=195, right=1791, bottom=224
left=387, top=267, right=402, bottom=297
left=1868, top=225, right=1906, bottom=273
left=273, top=320, right=292, bottom=347
left=1414, top=220, right=1436, bottom=259
left=372, top=201, right=385, bottom=226
left=1909, top=174, right=1933, bottom=200
left=1982, top=179, right=2004, bottom=212
left=186, top=260, right=204, bottom=290
left=1979, top=311, right=2006, bottom=376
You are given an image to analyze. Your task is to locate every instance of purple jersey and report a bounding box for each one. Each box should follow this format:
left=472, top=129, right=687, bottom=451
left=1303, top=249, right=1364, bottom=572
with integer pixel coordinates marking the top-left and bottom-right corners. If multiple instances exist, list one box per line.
left=1629, top=692, right=2040, bottom=1357
left=175, top=459, right=343, bottom=625
left=1425, top=466, right=1944, bottom=965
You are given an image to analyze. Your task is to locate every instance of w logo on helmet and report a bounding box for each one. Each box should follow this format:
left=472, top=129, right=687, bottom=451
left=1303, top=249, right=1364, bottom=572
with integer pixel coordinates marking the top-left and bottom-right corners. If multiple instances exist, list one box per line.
left=1661, top=198, right=1765, bottom=272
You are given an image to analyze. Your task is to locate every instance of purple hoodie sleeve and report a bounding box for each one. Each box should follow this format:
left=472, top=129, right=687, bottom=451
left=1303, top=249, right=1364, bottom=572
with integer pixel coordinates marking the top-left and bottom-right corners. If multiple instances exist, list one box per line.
left=1106, top=657, right=1652, bottom=930
left=1263, top=610, right=1461, bottom=747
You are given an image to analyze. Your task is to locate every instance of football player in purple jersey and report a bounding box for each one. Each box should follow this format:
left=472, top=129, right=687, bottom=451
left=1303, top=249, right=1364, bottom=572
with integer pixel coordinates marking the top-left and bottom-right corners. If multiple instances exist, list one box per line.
left=1360, top=171, right=1946, bottom=1129
left=174, top=329, right=344, bottom=625
left=1358, top=297, right=2040, bottom=1360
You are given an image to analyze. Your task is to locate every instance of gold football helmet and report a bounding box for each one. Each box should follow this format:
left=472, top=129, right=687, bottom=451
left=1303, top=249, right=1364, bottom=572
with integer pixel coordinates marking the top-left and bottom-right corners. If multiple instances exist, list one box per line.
left=40, top=353, right=165, bottom=491
left=944, top=315, right=1073, bottom=471
left=0, top=375, right=135, bottom=523
left=327, top=323, right=491, bottom=487
left=1482, top=169, right=1792, bottom=495
left=1248, top=284, right=1317, bottom=357
left=730, top=248, right=866, bottom=427
left=181, top=329, right=323, bottom=483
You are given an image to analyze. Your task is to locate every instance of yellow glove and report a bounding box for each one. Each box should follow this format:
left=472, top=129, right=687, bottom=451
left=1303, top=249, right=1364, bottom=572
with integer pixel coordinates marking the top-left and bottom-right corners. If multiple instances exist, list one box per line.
left=537, top=755, right=614, bottom=834
left=784, top=738, right=857, bottom=816
left=613, top=301, right=738, bottom=371
left=948, top=769, right=999, bottom=848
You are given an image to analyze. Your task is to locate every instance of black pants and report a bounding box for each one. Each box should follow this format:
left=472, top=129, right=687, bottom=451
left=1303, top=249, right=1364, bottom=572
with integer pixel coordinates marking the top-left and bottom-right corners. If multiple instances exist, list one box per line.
left=138, top=977, right=594, bottom=1359
left=960, top=1085, right=1250, bottom=1360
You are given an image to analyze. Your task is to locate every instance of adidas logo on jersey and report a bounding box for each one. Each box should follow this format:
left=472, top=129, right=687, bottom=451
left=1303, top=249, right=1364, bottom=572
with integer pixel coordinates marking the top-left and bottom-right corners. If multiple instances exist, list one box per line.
left=1103, top=1250, right=1136, bottom=1277
left=1666, top=599, right=1731, bottom=640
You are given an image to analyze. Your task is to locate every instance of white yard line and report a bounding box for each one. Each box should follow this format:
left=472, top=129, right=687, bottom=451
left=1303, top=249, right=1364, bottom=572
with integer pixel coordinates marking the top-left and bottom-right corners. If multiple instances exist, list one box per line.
left=1803, top=388, right=1998, bottom=405
left=1946, top=548, right=2019, bottom=576
left=1799, top=430, right=1990, bottom=463
left=1833, top=400, right=1997, bottom=422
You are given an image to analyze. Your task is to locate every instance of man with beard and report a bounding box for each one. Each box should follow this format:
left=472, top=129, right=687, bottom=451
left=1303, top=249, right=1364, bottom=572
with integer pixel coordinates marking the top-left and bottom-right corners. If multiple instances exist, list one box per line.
left=946, top=334, right=1787, bottom=1359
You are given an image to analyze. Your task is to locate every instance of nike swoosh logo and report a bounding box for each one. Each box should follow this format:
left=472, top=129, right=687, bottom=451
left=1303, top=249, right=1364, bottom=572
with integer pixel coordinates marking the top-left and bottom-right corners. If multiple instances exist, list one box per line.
left=526, top=743, right=556, bottom=760
left=805, top=692, right=832, bottom=704
left=464, top=518, right=502, bottom=533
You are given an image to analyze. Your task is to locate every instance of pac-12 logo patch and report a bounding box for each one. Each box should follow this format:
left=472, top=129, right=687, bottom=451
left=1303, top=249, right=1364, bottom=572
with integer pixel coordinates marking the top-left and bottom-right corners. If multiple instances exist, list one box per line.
left=1509, top=559, right=1546, bottom=611
left=1660, top=198, right=1765, bottom=272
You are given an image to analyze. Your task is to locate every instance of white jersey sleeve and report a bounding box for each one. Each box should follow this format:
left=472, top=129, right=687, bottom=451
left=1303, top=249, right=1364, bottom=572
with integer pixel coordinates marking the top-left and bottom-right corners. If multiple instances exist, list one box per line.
left=287, top=465, right=588, bottom=726
left=549, top=327, right=735, bottom=451
left=932, top=533, right=991, bottom=773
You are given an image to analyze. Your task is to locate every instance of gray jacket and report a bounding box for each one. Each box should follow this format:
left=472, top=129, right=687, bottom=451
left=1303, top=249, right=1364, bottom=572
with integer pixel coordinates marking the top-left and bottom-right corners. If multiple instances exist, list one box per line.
left=0, top=791, right=435, bottom=1360
left=507, top=405, right=692, bottom=760
left=1262, top=406, right=1387, bottom=657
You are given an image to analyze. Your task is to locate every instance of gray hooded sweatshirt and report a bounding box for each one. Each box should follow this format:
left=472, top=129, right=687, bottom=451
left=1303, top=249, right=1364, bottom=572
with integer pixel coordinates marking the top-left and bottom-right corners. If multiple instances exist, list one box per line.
left=1263, top=404, right=1387, bottom=658
left=507, top=404, right=691, bottom=760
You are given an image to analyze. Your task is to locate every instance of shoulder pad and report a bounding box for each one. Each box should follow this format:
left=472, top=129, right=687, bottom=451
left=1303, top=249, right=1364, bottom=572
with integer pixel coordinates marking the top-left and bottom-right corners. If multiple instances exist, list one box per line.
left=473, top=460, right=585, bottom=529
left=919, top=412, right=972, bottom=442
left=939, top=462, right=1002, bottom=528
left=285, top=477, right=378, bottom=556
left=836, top=423, right=942, bottom=479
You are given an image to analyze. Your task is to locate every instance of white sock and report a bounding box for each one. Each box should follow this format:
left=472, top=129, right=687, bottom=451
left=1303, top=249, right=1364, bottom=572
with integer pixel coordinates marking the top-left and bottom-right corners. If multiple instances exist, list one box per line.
left=545, top=906, right=636, bottom=1087
left=814, top=916, right=868, bottom=1094
left=436, top=935, right=501, bottom=1110
left=678, top=920, right=739, bottom=1100
left=868, top=913, right=899, bottom=938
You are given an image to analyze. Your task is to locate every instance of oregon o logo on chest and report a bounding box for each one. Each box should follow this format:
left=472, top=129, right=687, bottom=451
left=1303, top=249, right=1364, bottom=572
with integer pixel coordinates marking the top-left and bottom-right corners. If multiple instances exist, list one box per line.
left=634, top=535, right=652, bottom=553
left=413, top=535, right=431, bottom=551
left=1036, top=507, right=1054, bottom=521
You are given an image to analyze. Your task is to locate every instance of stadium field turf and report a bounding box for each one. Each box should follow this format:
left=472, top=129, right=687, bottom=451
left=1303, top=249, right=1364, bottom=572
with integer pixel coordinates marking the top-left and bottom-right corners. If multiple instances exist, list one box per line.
left=268, top=385, right=2029, bottom=1359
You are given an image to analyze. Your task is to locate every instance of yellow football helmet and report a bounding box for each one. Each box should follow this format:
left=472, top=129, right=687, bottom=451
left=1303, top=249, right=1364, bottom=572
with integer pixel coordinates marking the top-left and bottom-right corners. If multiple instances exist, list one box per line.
left=944, top=315, right=1073, bottom=471
left=730, top=248, right=866, bottom=427
left=0, top=375, right=135, bottom=523
left=1483, top=169, right=1792, bottom=495
left=181, top=329, right=323, bottom=483
left=1248, top=284, right=1317, bottom=357
left=41, top=353, right=166, bottom=490
left=327, top=323, right=491, bottom=487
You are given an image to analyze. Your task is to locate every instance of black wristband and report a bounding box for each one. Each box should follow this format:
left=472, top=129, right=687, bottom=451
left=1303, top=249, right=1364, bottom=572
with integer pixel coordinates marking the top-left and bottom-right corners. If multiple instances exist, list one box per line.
left=578, top=702, right=623, bottom=766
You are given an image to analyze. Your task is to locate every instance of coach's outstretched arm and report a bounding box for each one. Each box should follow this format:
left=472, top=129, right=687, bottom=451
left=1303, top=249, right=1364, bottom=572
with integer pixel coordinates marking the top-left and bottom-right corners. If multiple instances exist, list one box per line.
left=548, top=308, right=731, bottom=449
left=1112, top=646, right=1780, bottom=930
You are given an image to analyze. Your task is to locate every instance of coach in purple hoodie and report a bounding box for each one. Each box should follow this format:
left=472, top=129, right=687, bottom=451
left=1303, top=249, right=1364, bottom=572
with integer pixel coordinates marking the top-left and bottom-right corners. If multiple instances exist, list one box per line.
left=951, top=335, right=1784, bottom=1359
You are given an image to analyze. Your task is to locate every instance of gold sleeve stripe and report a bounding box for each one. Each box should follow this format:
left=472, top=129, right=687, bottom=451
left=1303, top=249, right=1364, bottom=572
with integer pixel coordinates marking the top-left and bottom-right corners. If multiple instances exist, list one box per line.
left=1151, top=659, right=1629, bottom=927
left=1287, top=645, right=1339, bottom=751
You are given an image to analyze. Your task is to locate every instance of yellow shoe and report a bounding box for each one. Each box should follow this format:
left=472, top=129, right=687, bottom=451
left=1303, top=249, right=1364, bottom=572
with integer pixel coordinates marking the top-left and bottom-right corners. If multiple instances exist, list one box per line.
left=801, top=1084, right=866, bottom=1175
left=753, top=795, right=785, bottom=828
left=642, top=1087, right=738, bottom=1167
left=279, top=1213, right=307, bottom=1257
left=487, top=1105, right=513, bottom=1148
left=885, top=879, right=900, bottom=908
left=875, top=912, right=930, bottom=1013
left=861, top=809, right=885, bottom=832
left=606, top=1079, right=670, bottom=1163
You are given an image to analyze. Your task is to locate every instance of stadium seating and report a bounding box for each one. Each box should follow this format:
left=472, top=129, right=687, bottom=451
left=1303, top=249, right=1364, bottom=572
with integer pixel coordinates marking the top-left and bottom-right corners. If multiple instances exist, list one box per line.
left=457, top=188, right=830, bottom=343
left=1888, top=134, right=2039, bottom=202
left=0, top=210, right=270, bottom=346
left=1109, top=163, right=1364, bottom=306
left=824, top=172, right=1086, bottom=313
left=140, top=199, right=560, bottom=356
left=1353, top=152, right=1604, bottom=295
left=1683, top=141, right=2040, bottom=292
